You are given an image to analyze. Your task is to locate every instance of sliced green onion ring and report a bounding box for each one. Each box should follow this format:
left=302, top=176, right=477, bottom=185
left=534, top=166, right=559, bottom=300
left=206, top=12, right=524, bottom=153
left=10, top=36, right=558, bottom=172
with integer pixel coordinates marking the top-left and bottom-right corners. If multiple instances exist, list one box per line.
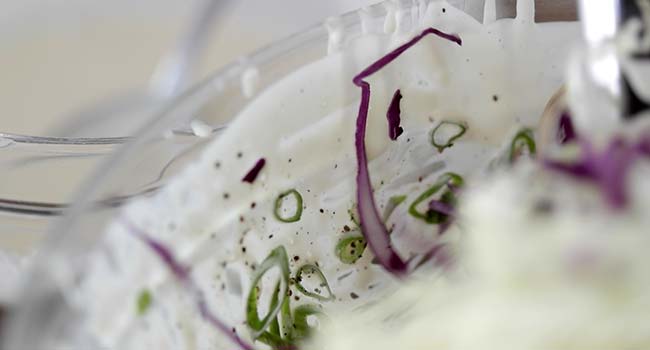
left=335, top=235, right=367, bottom=264
left=408, top=172, right=463, bottom=224
left=274, top=189, right=303, bottom=223
left=431, top=121, right=467, bottom=153
left=246, top=246, right=290, bottom=339
left=294, top=264, right=335, bottom=301
left=509, top=128, right=536, bottom=163
left=292, top=304, right=325, bottom=340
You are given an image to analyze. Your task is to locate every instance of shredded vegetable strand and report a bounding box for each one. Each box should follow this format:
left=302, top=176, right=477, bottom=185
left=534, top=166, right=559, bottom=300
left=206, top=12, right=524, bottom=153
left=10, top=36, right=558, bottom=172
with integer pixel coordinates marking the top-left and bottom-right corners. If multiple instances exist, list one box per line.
left=408, top=172, right=463, bottom=224
left=543, top=138, right=648, bottom=209
left=509, top=128, right=536, bottom=163
left=242, top=157, right=266, bottom=183
left=353, top=27, right=462, bottom=276
left=557, top=112, right=576, bottom=144
left=386, top=89, right=404, bottom=140
left=292, top=305, right=324, bottom=340
left=123, top=219, right=254, bottom=350
left=428, top=199, right=455, bottom=217
left=294, top=264, right=335, bottom=301
left=246, top=246, right=291, bottom=339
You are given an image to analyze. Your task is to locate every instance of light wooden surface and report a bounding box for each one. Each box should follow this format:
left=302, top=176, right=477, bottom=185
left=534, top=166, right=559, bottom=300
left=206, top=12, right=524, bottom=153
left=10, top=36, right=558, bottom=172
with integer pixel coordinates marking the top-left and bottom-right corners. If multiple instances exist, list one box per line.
left=493, top=0, right=577, bottom=22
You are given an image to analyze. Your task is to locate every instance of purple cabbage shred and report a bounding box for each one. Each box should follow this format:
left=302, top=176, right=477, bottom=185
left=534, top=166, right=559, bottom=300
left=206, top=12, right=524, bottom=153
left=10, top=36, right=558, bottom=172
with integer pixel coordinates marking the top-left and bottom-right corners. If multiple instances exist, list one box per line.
left=353, top=27, right=462, bottom=277
left=544, top=136, right=650, bottom=209
left=428, top=199, right=455, bottom=235
left=557, top=112, right=576, bottom=144
left=386, top=89, right=404, bottom=140
left=124, top=220, right=254, bottom=350
left=242, top=158, right=266, bottom=183
left=428, top=199, right=454, bottom=216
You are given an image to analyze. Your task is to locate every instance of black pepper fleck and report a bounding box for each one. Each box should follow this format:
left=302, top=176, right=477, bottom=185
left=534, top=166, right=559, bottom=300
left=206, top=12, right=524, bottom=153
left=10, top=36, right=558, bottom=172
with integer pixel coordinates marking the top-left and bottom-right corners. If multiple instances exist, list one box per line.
left=215, top=161, right=221, bottom=169
left=237, top=152, right=243, bottom=158
left=319, top=208, right=324, bottom=213
left=251, top=202, right=256, bottom=209
left=442, top=7, right=446, bottom=13
left=223, top=193, right=230, bottom=199
left=343, top=225, right=351, bottom=232
left=241, top=247, right=247, bottom=253
left=293, top=256, right=300, bottom=262
left=492, top=94, right=499, bottom=102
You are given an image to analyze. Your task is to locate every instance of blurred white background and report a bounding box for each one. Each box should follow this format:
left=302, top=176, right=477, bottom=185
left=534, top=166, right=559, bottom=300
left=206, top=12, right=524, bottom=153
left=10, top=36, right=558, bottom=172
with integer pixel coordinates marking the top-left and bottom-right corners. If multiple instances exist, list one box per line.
left=0, top=0, right=380, bottom=137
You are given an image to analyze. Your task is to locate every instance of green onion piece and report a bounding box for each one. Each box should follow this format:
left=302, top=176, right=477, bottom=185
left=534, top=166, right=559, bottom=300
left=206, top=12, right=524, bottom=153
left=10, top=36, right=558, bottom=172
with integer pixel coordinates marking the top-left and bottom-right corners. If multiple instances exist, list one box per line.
left=294, top=264, right=335, bottom=301
left=136, top=289, right=152, bottom=315
left=383, top=194, right=407, bottom=221
left=267, top=281, right=282, bottom=337
left=431, top=121, right=467, bottom=153
left=292, top=304, right=324, bottom=340
left=246, top=246, right=290, bottom=339
left=256, top=332, right=286, bottom=348
left=280, top=290, right=293, bottom=340
left=509, top=128, right=536, bottom=163
left=274, top=189, right=303, bottom=223
left=257, top=286, right=294, bottom=347
left=335, top=236, right=367, bottom=264
left=408, top=172, right=463, bottom=224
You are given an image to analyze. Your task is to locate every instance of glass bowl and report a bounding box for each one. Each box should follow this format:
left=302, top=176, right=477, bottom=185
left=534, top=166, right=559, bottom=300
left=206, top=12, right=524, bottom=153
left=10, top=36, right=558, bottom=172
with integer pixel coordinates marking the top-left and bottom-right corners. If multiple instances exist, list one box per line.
left=3, top=0, right=578, bottom=349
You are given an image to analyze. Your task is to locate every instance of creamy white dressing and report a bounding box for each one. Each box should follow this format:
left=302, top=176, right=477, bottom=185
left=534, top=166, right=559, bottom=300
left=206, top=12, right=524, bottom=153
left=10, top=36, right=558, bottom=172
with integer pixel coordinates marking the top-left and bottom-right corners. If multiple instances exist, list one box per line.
left=73, top=1, right=582, bottom=349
